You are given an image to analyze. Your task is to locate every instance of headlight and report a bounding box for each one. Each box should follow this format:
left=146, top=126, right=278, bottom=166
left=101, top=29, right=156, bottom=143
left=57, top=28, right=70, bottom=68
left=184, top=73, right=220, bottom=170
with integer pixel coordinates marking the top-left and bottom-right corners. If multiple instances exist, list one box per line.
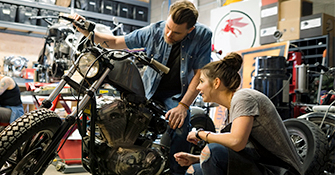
left=78, top=52, right=99, bottom=78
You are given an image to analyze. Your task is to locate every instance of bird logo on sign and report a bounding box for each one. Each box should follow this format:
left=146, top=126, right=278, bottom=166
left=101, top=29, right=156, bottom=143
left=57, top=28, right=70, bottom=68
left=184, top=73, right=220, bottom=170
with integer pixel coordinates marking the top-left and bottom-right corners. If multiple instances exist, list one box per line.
left=221, top=17, right=248, bottom=37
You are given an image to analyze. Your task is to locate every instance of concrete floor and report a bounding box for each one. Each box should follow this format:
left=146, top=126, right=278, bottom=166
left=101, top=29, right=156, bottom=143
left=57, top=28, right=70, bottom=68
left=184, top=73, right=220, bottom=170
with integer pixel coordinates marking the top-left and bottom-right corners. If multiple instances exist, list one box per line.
left=45, top=164, right=90, bottom=175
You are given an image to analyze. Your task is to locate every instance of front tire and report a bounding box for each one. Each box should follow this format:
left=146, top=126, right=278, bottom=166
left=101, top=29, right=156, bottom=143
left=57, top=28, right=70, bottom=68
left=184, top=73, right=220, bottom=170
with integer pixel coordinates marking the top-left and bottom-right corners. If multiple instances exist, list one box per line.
left=284, top=118, right=328, bottom=175
left=0, top=108, right=62, bottom=175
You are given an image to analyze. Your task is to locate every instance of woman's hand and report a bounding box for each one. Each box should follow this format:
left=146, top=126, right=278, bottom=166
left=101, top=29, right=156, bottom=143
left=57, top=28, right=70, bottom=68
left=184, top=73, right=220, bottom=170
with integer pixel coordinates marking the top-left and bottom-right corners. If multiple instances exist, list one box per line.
left=174, top=152, right=200, bottom=167
left=186, top=131, right=199, bottom=145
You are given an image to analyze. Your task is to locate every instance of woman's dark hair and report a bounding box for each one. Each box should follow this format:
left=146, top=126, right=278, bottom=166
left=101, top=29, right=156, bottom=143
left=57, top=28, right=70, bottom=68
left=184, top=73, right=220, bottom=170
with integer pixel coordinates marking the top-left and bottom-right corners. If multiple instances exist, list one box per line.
left=201, top=52, right=243, bottom=91
left=169, top=0, right=198, bottom=29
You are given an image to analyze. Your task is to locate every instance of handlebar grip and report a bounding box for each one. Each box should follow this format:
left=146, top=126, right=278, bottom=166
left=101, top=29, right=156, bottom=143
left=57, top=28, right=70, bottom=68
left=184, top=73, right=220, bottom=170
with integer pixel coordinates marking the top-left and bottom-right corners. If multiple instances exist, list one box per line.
left=59, top=15, right=95, bottom=32
left=150, top=59, right=170, bottom=74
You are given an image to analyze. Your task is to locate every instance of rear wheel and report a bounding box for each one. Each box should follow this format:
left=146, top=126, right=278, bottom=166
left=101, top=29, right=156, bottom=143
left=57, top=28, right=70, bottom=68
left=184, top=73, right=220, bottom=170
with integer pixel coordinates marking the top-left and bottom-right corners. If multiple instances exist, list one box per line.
left=303, top=115, right=335, bottom=174
left=284, top=118, right=329, bottom=175
left=0, top=108, right=62, bottom=175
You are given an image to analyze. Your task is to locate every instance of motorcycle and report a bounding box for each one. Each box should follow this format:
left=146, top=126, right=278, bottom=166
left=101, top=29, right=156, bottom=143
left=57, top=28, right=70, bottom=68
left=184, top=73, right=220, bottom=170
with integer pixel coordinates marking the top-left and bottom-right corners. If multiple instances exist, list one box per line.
left=0, top=15, right=212, bottom=175
left=293, top=63, right=335, bottom=174
left=31, top=15, right=78, bottom=83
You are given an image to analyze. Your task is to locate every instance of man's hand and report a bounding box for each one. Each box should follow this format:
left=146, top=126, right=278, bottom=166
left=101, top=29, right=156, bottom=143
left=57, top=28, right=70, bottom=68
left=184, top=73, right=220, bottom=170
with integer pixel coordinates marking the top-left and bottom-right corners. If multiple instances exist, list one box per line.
left=70, top=13, right=89, bottom=36
left=165, top=105, right=187, bottom=129
left=174, top=152, right=200, bottom=167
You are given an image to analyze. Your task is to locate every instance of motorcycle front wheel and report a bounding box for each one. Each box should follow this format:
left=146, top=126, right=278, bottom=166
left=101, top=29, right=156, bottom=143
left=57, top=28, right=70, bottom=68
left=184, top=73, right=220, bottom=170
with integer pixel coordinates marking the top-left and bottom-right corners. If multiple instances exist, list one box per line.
left=0, top=108, right=62, bottom=175
left=284, top=118, right=328, bottom=175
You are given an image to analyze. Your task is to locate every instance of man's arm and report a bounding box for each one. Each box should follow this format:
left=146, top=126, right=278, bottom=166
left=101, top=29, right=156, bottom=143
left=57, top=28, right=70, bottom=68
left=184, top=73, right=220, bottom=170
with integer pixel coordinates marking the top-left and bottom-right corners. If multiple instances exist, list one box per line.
left=165, top=69, right=201, bottom=129
left=179, top=69, right=201, bottom=107
left=93, top=32, right=128, bottom=49
left=72, top=13, right=128, bottom=49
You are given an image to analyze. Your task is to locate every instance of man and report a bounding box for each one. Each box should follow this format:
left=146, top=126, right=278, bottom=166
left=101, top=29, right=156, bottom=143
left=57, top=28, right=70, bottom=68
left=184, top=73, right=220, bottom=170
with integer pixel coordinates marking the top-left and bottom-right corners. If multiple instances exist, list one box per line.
left=72, top=1, right=212, bottom=174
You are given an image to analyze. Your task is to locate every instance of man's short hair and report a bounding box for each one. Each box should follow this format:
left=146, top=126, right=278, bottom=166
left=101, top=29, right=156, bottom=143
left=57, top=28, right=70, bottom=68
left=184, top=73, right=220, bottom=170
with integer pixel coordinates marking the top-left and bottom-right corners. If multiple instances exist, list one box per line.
left=169, top=0, right=198, bottom=29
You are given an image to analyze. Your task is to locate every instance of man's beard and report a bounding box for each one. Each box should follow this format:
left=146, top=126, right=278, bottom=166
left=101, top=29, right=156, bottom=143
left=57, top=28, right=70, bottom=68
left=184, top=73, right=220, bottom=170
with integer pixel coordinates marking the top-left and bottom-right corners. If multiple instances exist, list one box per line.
left=164, top=34, right=177, bottom=45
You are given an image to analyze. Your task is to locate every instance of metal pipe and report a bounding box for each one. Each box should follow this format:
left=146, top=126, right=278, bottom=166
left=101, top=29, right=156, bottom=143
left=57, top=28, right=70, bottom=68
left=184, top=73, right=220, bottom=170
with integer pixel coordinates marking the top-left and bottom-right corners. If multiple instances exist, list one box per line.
left=317, top=51, right=327, bottom=102
left=70, top=0, right=75, bottom=14
left=69, top=68, right=111, bottom=117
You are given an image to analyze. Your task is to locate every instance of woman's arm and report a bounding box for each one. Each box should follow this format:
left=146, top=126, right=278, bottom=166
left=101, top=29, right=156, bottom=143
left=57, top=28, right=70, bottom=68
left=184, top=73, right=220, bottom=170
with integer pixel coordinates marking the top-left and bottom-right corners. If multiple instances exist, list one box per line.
left=196, top=116, right=254, bottom=152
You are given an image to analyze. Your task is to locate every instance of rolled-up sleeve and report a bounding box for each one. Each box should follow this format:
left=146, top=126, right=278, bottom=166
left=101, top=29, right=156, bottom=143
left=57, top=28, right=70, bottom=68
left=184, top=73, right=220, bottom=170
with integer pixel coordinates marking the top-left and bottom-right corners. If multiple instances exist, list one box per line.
left=124, top=24, right=153, bottom=49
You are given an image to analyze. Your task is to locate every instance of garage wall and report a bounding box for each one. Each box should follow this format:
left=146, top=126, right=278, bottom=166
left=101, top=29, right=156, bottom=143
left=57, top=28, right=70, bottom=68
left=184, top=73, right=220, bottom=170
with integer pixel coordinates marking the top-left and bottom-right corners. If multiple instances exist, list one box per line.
left=0, top=33, right=44, bottom=72
left=150, top=0, right=218, bottom=27
left=0, top=0, right=333, bottom=71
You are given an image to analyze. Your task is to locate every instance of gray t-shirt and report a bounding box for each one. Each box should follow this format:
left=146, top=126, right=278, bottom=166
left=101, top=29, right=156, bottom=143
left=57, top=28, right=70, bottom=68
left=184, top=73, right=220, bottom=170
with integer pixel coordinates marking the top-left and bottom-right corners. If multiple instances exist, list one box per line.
left=229, top=88, right=302, bottom=174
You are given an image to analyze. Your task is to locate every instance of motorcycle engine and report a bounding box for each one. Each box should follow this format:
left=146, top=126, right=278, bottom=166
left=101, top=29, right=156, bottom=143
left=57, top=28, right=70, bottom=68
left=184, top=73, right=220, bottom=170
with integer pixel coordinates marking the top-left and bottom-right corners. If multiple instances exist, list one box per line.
left=94, top=99, right=167, bottom=174
left=107, top=145, right=163, bottom=175
left=96, top=99, right=152, bottom=146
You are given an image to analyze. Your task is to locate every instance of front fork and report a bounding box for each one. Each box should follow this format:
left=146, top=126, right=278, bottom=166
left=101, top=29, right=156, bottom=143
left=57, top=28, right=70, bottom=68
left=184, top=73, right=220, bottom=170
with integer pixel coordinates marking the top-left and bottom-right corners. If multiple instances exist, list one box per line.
left=30, top=60, right=111, bottom=174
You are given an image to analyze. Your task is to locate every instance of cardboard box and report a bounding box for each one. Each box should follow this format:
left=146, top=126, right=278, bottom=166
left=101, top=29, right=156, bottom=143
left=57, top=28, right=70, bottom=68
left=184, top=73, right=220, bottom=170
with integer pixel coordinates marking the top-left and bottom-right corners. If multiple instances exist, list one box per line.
left=300, top=13, right=335, bottom=38
left=261, top=3, right=278, bottom=24
left=260, top=22, right=278, bottom=45
left=55, top=0, right=71, bottom=7
left=278, top=18, right=300, bottom=41
left=279, top=0, right=312, bottom=21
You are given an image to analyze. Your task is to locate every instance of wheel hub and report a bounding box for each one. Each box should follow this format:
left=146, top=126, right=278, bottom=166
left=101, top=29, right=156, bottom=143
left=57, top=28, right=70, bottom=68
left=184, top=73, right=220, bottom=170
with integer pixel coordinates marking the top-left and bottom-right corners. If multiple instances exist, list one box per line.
left=12, top=148, right=42, bottom=174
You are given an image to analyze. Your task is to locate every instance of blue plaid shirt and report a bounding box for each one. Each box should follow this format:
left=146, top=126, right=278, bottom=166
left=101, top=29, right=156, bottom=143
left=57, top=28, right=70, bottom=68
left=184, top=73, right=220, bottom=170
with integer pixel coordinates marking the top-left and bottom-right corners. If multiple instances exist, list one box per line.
left=125, top=21, right=212, bottom=100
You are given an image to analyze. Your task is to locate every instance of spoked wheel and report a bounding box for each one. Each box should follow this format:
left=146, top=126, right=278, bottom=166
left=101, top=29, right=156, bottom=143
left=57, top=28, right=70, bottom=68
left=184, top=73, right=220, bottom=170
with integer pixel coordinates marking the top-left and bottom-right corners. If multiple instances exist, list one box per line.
left=303, top=115, right=335, bottom=174
left=284, top=118, right=329, bottom=175
left=0, top=108, right=62, bottom=175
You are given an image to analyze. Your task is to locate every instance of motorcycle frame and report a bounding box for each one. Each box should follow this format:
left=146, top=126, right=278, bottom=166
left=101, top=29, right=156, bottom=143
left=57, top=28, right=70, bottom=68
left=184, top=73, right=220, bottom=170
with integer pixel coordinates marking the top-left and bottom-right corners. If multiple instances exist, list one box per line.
left=29, top=56, right=111, bottom=174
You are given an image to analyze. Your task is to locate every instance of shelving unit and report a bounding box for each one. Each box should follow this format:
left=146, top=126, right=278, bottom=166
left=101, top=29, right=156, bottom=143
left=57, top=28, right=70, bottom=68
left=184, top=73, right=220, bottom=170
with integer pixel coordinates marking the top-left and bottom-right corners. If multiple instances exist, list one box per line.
left=288, top=35, right=333, bottom=74
left=0, top=0, right=150, bottom=38
left=287, top=34, right=335, bottom=104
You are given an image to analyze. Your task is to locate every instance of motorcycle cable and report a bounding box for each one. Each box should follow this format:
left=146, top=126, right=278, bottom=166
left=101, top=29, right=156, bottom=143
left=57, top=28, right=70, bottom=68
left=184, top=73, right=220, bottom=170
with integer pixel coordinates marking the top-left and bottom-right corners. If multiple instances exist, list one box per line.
left=269, top=73, right=292, bottom=100
left=320, top=93, right=335, bottom=128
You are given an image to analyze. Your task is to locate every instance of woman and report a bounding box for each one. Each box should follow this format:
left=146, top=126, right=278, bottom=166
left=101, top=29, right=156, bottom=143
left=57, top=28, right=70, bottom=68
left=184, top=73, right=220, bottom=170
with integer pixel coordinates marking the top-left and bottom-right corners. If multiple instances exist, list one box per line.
left=174, top=52, right=302, bottom=175
left=0, top=74, right=24, bottom=129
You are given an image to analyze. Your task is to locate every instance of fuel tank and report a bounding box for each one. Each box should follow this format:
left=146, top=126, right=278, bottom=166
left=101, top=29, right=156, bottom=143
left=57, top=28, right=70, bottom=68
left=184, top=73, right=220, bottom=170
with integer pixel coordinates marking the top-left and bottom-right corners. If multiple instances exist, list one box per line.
left=108, top=58, right=145, bottom=98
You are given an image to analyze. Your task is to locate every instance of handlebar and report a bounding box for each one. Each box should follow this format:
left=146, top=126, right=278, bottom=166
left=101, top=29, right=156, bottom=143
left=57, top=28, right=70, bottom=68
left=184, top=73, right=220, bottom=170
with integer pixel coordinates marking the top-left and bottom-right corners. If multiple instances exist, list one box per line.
left=150, top=59, right=170, bottom=74
left=29, top=16, right=58, bottom=20
left=58, top=15, right=169, bottom=75
left=59, top=15, right=96, bottom=32
left=132, top=51, right=170, bottom=74
left=29, top=15, right=58, bottom=26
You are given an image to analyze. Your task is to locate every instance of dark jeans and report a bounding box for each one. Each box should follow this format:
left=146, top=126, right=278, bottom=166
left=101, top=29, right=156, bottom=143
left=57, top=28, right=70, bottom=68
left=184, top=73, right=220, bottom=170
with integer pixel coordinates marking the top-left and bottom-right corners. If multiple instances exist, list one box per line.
left=0, top=107, right=12, bottom=123
left=187, top=143, right=228, bottom=175
left=152, top=91, right=191, bottom=175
